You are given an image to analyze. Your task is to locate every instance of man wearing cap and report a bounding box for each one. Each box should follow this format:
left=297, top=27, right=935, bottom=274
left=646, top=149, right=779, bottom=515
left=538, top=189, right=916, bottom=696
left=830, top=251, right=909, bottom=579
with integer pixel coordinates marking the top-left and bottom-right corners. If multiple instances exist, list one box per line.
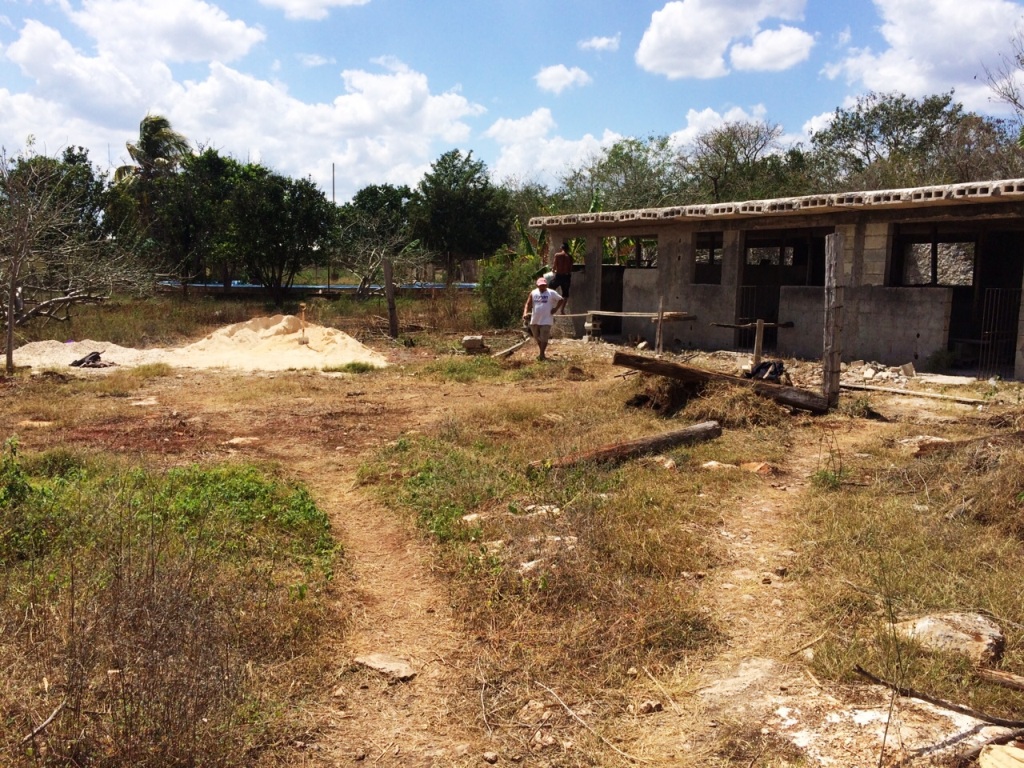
left=522, top=277, right=565, bottom=361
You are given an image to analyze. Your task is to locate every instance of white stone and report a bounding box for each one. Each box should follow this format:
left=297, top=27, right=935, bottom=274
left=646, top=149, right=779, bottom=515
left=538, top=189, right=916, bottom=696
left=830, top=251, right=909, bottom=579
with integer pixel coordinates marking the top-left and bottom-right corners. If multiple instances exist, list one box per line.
left=353, top=653, right=417, bottom=681
left=895, top=612, right=1004, bottom=665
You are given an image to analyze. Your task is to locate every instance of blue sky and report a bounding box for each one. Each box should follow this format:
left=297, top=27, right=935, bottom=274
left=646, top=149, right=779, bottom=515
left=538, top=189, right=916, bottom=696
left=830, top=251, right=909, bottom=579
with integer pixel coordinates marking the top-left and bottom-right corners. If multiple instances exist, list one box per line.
left=2, top=0, right=1024, bottom=202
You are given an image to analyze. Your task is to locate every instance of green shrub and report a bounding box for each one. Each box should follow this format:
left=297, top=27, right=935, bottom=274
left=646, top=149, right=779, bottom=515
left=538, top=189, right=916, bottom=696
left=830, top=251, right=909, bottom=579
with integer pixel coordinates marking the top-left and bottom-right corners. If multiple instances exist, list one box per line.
left=479, top=252, right=541, bottom=328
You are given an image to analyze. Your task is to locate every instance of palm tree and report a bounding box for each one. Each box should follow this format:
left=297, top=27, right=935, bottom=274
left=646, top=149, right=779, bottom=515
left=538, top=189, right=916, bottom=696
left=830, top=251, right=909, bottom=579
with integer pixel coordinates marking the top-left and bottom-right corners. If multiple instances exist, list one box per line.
left=114, top=114, right=190, bottom=184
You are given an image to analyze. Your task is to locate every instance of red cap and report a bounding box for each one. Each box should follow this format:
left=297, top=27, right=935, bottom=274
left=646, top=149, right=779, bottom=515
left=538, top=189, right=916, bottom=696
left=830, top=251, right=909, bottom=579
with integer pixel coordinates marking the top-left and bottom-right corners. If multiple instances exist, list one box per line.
left=536, top=277, right=547, bottom=287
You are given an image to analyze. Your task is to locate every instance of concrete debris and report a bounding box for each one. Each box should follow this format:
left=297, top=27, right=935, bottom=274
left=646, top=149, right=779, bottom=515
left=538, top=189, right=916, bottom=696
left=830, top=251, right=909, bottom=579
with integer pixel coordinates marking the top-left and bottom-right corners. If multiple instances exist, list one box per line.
left=353, top=653, right=417, bottom=682
left=898, top=435, right=952, bottom=454
left=702, top=460, right=738, bottom=471
left=462, top=335, right=490, bottom=354
left=895, top=612, right=1005, bottom=666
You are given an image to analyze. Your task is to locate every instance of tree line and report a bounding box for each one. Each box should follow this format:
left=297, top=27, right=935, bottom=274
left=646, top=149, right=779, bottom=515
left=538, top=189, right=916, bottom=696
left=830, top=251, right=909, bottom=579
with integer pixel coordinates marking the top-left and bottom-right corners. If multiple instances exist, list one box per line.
left=3, top=89, right=1024, bottom=362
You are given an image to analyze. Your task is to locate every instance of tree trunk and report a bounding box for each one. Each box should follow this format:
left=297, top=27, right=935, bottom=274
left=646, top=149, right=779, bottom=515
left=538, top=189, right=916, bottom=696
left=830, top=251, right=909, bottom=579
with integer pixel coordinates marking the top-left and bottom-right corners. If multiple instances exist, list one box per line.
left=529, top=420, right=721, bottom=470
left=612, top=351, right=830, bottom=414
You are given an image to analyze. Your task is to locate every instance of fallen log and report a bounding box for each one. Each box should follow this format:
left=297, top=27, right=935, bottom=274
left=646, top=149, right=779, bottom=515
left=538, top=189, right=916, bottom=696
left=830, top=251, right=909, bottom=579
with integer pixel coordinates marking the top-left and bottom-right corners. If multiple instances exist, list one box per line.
left=528, top=420, right=721, bottom=471
left=611, top=351, right=830, bottom=414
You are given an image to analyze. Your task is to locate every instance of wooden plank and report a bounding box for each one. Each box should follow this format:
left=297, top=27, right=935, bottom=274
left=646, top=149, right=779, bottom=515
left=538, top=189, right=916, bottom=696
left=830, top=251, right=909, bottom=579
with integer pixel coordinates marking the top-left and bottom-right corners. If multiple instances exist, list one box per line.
left=977, top=668, right=1024, bottom=693
left=611, top=351, right=830, bottom=414
left=840, top=382, right=986, bottom=405
left=823, top=232, right=844, bottom=407
left=710, top=321, right=793, bottom=329
left=529, top=420, right=721, bottom=470
left=492, top=333, right=530, bottom=359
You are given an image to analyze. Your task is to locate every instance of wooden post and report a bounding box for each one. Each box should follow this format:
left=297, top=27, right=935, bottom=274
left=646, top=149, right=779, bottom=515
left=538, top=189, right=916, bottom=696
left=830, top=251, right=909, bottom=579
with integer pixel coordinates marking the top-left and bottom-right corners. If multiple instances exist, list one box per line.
left=383, top=258, right=399, bottom=339
left=823, top=232, right=844, bottom=408
left=752, top=318, right=765, bottom=368
left=656, top=296, right=665, bottom=356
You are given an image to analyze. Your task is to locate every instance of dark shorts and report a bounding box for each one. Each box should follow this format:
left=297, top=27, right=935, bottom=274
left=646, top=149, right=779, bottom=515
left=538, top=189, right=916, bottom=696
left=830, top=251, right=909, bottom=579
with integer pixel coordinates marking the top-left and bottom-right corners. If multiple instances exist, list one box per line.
left=550, top=273, right=571, bottom=297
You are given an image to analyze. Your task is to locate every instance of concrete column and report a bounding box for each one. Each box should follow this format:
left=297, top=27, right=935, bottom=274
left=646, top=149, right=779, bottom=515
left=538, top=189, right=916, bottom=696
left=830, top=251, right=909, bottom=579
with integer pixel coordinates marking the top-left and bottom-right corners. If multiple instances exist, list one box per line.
left=722, top=228, right=744, bottom=321
left=581, top=233, right=603, bottom=315
left=657, top=225, right=693, bottom=312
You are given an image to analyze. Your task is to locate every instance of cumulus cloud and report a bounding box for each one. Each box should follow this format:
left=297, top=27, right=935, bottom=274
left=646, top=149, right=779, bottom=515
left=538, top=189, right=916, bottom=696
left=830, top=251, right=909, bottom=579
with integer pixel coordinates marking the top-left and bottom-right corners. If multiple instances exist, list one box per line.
left=636, top=0, right=810, bottom=79
left=67, top=0, right=264, bottom=63
left=259, top=0, right=371, bottom=21
left=485, top=108, right=620, bottom=185
left=579, top=34, right=621, bottom=52
left=826, top=0, right=1023, bottom=113
left=731, top=25, right=814, bottom=71
left=535, top=64, right=593, bottom=94
left=0, top=0, right=486, bottom=201
left=668, top=103, right=769, bottom=147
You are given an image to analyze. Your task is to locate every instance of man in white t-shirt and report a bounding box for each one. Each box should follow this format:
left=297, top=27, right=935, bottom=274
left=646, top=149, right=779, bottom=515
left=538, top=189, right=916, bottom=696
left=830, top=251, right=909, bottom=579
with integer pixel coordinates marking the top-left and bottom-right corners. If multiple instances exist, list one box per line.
left=522, top=277, right=564, bottom=361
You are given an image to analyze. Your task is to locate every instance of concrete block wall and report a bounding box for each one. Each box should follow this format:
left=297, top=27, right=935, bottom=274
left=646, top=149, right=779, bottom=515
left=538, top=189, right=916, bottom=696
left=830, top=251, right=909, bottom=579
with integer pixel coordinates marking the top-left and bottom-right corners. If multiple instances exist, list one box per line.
left=620, top=268, right=662, bottom=341
left=847, top=286, right=950, bottom=364
left=669, top=284, right=739, bottom=351
left=777, top=287, right=825, bottom=360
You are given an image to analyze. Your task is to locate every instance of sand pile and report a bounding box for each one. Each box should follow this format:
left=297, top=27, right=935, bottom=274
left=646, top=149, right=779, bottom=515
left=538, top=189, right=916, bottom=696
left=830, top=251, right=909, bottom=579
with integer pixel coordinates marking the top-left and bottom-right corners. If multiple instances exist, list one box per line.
left=13, top=315, right=388, bottom=372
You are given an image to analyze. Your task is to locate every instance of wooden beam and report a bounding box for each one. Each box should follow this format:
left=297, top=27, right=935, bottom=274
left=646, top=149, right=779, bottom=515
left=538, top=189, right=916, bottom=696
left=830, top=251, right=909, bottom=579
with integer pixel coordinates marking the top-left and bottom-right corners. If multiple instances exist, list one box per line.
left=823, top=232, right=844, bottom=408
left=840, top=382, right=986, bottom=405
left=612, top=351, right=830, bottom=414
left=529, top=420, right=721, bottom=471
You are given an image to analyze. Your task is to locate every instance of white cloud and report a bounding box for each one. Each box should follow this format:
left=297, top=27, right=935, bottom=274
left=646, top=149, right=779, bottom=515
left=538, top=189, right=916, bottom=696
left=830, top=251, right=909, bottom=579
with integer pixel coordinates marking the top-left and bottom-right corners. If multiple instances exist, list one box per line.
left=730, top=25, right=814, bottom=71
left=5, top=19, right=180, bottom=123
left=170, top=57, right=485, bottom=196
left=636, top=0, right=809, bottom=79
left=579, top=34, right=621, bottom=52
left=802, top=109, right=836, bottom=138
left=826, top=0, right=1024, bottom=114
left=298, top=53, right=335, bottom=67
left=1, top=2, right=487, bottom=202
left=485, top=108, right=620, bottom=185
left=535, top=64, right=593, bottom=94
left=668, top=104, right=769, bottom=146
left=67, top=0, right=264, bottom=63
left=259, top=0, right=370, bottom=21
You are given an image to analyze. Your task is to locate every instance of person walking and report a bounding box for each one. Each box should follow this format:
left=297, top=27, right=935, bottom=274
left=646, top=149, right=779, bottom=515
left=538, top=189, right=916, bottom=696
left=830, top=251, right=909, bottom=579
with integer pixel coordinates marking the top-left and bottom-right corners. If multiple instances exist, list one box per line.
left=550, top=241, right=573, bottom=314
left=523, top=277, right=564, bottom=361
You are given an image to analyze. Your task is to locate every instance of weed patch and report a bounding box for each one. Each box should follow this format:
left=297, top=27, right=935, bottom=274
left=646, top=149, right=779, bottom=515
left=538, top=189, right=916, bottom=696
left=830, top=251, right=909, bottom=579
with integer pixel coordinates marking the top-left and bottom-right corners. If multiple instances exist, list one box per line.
left=0, top=441, right=338, bottom=767
left=797, top=433, right=1024, bottom=718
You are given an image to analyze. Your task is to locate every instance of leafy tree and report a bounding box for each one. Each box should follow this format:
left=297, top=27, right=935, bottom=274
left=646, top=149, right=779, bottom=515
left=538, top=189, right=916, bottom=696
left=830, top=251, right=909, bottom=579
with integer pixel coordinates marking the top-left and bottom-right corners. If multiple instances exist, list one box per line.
left=229, top=166, right=336, bottom=306
left=559, top=135, right=687, bottom=212
left=809, top=91, right=967, bottom=189
left=337, top=183, right=423, bottom=296
left=1, top=148, right=147, bottom=372
left=150, top=148, right=244, bottom=287
left=408, top=150, right=512, bottom=282
left=684, top=121, right=788, bottom=202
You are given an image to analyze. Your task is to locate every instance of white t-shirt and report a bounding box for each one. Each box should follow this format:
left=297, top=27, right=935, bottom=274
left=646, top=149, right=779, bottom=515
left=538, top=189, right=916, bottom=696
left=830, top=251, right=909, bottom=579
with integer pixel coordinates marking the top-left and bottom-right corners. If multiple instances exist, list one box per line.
left=529, top=287, right=562, bottom=325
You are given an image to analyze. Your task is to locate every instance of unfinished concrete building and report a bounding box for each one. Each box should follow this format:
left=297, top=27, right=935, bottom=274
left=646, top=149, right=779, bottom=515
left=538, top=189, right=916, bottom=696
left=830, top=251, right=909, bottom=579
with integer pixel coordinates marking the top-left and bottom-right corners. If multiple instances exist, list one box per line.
left=530, top=179, right=1024, bottom=378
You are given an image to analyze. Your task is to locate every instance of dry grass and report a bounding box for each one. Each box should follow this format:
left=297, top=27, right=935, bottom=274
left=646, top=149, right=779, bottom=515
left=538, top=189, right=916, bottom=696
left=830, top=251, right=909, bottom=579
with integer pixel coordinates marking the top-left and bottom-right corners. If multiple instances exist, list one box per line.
left=796, top=415, right=1024, bottom=719
left=358, top=370, right=808, bottom=747
left=0, top=444, right=338, bottom=767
